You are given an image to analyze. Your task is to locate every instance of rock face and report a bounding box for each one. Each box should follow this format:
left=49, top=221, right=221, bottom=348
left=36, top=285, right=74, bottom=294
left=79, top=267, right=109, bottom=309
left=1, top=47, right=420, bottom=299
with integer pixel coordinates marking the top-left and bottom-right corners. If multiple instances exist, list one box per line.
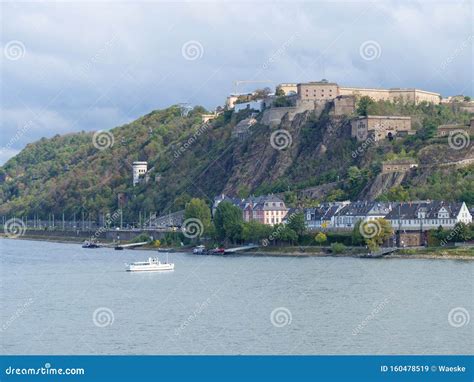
left=361, top=172, right=407, bottom=200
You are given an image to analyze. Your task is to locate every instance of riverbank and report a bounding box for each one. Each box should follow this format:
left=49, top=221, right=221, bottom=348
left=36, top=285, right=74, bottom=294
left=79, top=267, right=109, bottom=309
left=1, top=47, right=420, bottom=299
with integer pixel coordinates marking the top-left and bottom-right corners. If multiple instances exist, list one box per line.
left=2, top=235, right=473, bottom=260
left=243, top=247, right=474, bottom=260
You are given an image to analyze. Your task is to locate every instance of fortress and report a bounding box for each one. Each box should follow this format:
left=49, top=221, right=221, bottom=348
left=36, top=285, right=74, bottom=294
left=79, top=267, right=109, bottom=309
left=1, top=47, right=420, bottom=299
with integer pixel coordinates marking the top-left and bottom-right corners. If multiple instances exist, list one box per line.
left=297, top=80, right=441, bottom=105
left=228, top=79, right=446, bottom=142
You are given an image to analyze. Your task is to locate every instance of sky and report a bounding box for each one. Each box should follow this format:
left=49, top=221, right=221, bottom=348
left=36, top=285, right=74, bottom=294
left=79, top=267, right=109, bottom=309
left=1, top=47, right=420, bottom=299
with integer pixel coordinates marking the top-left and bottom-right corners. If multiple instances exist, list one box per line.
left=1, top=0, right=472, bottom=164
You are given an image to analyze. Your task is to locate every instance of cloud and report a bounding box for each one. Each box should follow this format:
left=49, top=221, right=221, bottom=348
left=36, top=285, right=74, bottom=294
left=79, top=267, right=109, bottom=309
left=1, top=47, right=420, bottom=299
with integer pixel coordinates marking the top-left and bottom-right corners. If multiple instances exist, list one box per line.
left=1, top=0, right=472, bottom=164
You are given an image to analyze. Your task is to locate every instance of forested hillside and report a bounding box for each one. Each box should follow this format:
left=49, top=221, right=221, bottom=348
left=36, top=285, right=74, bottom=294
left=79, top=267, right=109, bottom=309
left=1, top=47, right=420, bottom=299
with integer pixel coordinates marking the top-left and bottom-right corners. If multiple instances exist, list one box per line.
left=1, top=100, right=473, bottom=222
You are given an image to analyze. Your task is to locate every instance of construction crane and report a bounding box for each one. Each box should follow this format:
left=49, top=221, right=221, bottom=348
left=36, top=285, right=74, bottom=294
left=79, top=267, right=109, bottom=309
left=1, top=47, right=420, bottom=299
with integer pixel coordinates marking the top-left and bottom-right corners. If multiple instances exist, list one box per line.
left=233, top=80, right=273, bottom=94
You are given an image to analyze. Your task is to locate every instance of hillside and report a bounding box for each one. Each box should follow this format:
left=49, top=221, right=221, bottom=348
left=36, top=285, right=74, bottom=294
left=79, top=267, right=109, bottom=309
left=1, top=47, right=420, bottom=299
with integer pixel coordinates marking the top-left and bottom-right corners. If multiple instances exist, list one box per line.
left=1, top=100, right=473, bottom=222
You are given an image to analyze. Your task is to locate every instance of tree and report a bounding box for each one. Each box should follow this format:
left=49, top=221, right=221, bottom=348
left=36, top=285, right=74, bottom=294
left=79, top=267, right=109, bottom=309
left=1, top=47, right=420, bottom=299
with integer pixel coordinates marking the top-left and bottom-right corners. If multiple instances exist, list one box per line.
left=451, top=222, right=470, bottom=242
left=360, top=218, right=393, bottom=252
left=356, top=96, right=375, bottom=116
left=184, top=198, right=212, bottom=236
left=275, top=87, right=285, bottom=97
left=274, top=225, right=298, bottom=245
left=242, top=220, right=272, bottom=243
left=213, top=201, right=243, bottom=243
left=314, top=232, right=327, bottom=246
left=287, top=212, right=306, bottom=238
left=352, top=221, right=365, bottom=246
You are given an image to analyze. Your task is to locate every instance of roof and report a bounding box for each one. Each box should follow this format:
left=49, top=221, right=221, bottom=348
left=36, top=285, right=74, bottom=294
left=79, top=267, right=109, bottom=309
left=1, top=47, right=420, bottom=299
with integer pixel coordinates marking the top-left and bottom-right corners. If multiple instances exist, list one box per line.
left=385, top=201, right=465, bottom=220
left=437, top=124, right=467, bottom=129
left=382, top=159, right=417, bottom=165
left=354, top=115, right=411, bottom=120
left=215, top=194, right=287, bottom=211
left=336, top=201, right=392, bottom=217
left=306, top=205, right=340, bottom=220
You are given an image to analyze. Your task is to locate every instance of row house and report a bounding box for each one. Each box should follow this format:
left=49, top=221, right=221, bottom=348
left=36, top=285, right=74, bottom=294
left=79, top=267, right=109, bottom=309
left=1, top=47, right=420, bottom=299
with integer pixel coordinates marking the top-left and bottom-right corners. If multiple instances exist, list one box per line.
left=304, top=200, right=472, bottom=232
left=385, top=201, right=472, bottom=231
left=333, top=201, right=393, bottom=229
left=305, top=202, right=349, bottom=230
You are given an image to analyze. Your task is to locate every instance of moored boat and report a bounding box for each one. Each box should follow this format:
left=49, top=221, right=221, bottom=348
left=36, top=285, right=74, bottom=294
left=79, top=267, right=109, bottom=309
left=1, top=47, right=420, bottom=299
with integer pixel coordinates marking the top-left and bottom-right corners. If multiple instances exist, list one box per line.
left=193, top=245, right=207, bottom=254
left=82, top=240, right=101, bottom=248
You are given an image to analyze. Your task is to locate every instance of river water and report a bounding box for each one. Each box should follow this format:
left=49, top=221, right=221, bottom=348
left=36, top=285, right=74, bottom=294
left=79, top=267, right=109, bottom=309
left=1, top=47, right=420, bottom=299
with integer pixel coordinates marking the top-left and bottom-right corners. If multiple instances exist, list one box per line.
left=0, top=239, right=472, bottom=354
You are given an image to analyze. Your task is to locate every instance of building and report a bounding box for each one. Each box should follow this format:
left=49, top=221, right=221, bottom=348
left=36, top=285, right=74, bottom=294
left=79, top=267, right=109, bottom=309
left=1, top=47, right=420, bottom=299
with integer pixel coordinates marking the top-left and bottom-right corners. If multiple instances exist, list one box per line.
left=234, top=100, right=264, bottom=113
left=243, top=195, right=289, bottom=225
left=277, top=83, right=298, bottom=95
left=339, top=87, right=441, bottom=104
left=296, top=80, right=441, bottom=105
left=213, top=194, right=289, bottom=226
left=201, top=112, right=218, bottom=123
left=212, top=194, right=245, bottom=216
left=132, top=161, right=148, bottom=186
left=351, top=115, right=413, bottom=141
left=333, top=201, right=393, bottom=229
left=305, top=202, right=349, bottom=230
left=297, top=80, right=339, bottom=102
left=381, top=160, right=418, bottom=173
left=333, top=95, right=356, bottom=116
left=436, top=123, right=474, bottom=138
left=385, top=201, right=472, bottom=232
left=226, top=94, right=240, bottom=109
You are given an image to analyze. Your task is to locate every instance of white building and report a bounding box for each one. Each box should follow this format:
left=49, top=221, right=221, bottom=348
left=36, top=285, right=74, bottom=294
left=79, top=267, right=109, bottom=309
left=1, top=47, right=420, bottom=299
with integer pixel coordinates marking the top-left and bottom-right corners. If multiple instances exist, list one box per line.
left=385, top=201, right=472, bottom=231
left=234, top=99, right=264, bottom=113
left=132, top=161, right=148, bottom=186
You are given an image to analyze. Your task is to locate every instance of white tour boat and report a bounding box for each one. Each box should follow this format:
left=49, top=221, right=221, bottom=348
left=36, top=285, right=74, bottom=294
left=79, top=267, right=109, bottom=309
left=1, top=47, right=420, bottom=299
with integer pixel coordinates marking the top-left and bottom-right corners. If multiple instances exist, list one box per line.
left=125, top=257, right=174, bottom=272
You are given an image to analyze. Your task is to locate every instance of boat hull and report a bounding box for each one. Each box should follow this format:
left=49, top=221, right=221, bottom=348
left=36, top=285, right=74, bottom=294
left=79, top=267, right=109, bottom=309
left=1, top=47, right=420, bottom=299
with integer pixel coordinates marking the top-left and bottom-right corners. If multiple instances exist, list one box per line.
left=126, top=264, right=175, bottom=272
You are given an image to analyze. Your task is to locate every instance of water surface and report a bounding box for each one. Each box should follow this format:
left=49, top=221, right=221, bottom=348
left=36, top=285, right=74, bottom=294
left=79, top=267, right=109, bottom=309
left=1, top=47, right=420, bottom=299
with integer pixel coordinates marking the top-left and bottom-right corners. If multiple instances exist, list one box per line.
left=1, top=239, right=472, bottom=354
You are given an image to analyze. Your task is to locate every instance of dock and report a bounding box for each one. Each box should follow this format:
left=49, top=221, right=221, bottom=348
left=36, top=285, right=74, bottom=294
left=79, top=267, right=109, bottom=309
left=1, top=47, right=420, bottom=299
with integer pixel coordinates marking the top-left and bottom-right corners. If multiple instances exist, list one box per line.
left=360, top=247, right=398, bottom=258
left=224, top=245, right=259, bottom=254
left=114, top=241, right=149, bottom=250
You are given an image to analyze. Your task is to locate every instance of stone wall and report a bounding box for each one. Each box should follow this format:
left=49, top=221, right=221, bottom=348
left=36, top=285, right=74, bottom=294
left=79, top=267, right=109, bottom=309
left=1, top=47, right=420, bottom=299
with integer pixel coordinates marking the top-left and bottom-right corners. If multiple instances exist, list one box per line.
left=333, top=96, right=355, bottom=115
left=351, top=116, right=412, bottom=141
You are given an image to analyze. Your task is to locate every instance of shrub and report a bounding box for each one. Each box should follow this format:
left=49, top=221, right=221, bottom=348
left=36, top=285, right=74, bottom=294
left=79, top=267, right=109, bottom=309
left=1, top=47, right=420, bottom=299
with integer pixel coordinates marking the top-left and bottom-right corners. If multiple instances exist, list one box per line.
left=330, top=242, right=346, bottom=254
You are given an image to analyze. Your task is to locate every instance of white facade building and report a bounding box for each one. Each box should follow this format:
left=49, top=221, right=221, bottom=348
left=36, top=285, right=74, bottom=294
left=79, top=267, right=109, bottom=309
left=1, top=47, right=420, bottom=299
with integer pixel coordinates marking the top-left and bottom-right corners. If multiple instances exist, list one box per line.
left=234, top=100, right=264, bottom=113
left=132, top=161, right=148, bottom=186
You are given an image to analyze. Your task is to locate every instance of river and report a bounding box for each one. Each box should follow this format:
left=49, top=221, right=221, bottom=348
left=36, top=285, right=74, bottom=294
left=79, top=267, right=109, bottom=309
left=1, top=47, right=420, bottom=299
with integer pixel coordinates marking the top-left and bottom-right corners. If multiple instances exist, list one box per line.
left=0, top=239, right=472, bottom=354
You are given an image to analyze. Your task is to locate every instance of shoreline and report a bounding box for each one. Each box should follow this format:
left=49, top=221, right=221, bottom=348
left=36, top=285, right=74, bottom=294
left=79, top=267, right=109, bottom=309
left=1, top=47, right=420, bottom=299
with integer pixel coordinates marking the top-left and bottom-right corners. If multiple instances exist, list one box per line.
left=2, top=235, right=473, bottom=260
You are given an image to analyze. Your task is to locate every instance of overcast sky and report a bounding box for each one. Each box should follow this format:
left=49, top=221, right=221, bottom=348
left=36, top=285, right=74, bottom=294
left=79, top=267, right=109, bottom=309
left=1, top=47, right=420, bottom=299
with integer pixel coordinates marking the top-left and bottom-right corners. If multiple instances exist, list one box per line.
left=1, top=0, right=472, bottom=164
